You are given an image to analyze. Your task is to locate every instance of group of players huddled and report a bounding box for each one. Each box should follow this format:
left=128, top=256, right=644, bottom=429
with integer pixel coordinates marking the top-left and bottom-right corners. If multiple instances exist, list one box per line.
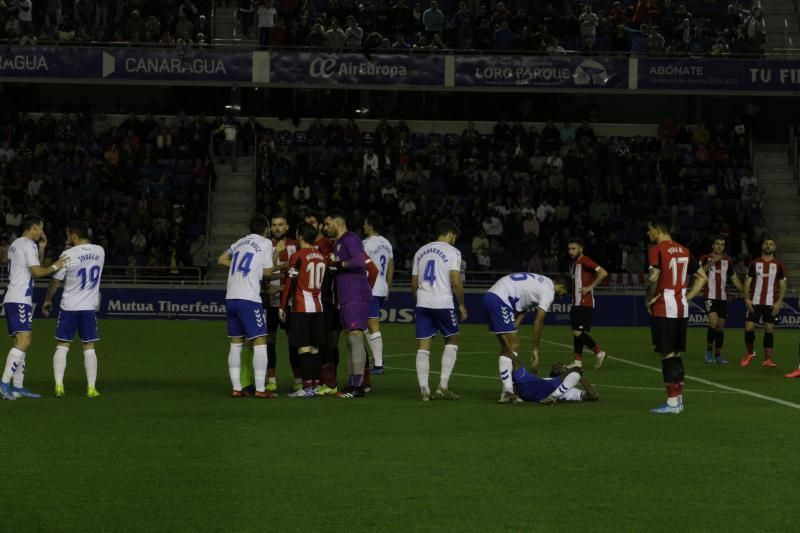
left=220, top=210, right=797, bottom=414
left=0, top=211, right=794, bottom=411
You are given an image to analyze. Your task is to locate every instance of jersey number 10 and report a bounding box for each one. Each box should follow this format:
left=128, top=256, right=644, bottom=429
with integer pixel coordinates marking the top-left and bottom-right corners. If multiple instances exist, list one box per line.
left=305, top=261, right=326, bottom=289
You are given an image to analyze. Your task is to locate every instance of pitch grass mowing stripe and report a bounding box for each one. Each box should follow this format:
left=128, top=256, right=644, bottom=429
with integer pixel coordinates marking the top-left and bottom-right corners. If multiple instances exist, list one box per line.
left=542, top=338, right=800, bottom=411
left=382, top=364, right=738, bottom=394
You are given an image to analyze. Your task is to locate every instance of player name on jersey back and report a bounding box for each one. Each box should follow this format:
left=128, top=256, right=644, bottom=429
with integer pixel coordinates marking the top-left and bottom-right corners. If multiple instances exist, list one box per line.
left=226, top=234, right=274, bottom=303
left=412, top=241, right=461, bottom=309
left=55, top=244, right=105, bottom=311
left=363, top=235, right=393, bottom=298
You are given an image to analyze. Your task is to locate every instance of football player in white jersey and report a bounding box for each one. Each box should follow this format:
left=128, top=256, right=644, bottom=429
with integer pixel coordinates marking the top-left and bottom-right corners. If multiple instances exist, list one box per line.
left=362, top=213, right=394, bottom=374
left=483, top=272, right=567, bottom=403
left=0, top=215, right=68, bottom=401
left=218, top=215, right=279, bottom=398
left=411, top=220, right=466, bottom=401
left=42, top=220, right=105, bottom=398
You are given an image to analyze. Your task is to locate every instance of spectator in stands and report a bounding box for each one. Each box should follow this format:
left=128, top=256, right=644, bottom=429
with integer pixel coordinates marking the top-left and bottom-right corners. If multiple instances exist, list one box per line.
left=306, top=23, right=325, bottom=47
left=125, top=9, right=145, bottom=41
left=190, top=234, right=209, bottom=280
left=344, top=15, right=363, bottom=48
left=579, top=5, right=600, bottom=50
left=256, top=0, right=277, bottom=48
left=472, top=229, right=491, bottom=269
left=745, top=7, right=766, bottom=54
left=422, top=0, right=444, bottom=38
left=492, top=20, right=513, bottom=50
left=325, top=18, right=346, bottom=48
left=239, top=0, right=254, bottom=38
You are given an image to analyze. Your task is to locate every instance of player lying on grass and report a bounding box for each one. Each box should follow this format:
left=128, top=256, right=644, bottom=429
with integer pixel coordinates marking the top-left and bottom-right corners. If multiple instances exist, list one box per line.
left=504, top=353, right=599, bottom=405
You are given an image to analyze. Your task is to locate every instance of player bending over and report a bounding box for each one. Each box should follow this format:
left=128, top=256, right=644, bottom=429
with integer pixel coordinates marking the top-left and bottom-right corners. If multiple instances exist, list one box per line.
left=0, top=215, right=68, bottom=401
left=218, top=215, right=277, bottom=398
left=42, top=221, right=105, bottom=398
left=507, top=355, right=598, bottom=404
left=484, top=272, right=567, bottom=404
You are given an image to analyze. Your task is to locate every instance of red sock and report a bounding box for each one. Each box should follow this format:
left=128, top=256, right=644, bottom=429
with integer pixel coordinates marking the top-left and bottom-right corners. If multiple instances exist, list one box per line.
left=666, top=383, right=681, bottom=398
left=293, top=367, right=302, bottom=380
left=746, top=343, right=754, bottom=355
left=765, top=348, right=773, bottom=360
left=363, top=367, right=372, bottom=387
left=302, top=379, right=313, bottom=389
left=715, top=348, right=721, bottom=356
left=322, top=364, right=336, bottom=388
left=268, top=368, right=276, bottom=378
left=574, top=354, right=583, bottom=361
left=592, top=345, right=602, bottom=355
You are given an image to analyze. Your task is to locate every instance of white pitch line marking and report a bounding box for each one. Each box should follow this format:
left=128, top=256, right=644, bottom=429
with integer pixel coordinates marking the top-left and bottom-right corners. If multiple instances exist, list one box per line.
left=541, top=339, right=800, bottom=410
left=381, top=365, right=737, bottom=394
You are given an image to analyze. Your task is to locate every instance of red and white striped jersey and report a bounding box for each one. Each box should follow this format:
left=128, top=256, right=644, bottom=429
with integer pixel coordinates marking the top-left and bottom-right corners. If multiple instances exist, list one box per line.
left=314, top=236, right=336, bottom=306
left=280, top=248, right=326, bottom=313
left=268, top=237, right=298, bottom=307
left=700, top=254, right=734, bottom=300
left=570, top=255, right=602, bottom=308
left=748, top=257, right=787, bottom=306
left=648, top=240, right=699, bottom=318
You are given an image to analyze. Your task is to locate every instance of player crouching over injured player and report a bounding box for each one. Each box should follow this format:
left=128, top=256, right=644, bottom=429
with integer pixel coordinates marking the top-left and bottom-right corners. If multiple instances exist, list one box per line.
left=507, top=354, right=598, bottom=405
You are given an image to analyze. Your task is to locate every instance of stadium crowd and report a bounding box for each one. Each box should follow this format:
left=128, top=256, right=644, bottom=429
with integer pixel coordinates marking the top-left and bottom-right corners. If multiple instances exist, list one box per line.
left=0, top=108, right=213, bottom=278
left=0, top=0, right=767, bottom=55
left=253, top=113, right=763, bottom=278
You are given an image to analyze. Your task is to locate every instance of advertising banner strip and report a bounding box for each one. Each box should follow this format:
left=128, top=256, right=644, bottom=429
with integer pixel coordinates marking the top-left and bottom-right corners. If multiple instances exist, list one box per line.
left=453, top=55, right=629, bottom=89
left=100, top=48, right=252, bottom=81
left=638, top=58, right=800, bottom=91
left=0, top=46, right=100, bottom=78
left=268, top=51, right=446, bottom=86
left=11, top=288, right=800, bottom=328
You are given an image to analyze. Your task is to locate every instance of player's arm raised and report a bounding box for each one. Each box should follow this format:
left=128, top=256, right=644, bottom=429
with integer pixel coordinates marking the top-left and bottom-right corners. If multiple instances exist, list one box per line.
left=42, top=277, right=61, bottom=317
left=450, top=269, right=467, bottom=321
left=30, top=254, right=67, bottom=278
left=217, top=249, right=232, bottom=268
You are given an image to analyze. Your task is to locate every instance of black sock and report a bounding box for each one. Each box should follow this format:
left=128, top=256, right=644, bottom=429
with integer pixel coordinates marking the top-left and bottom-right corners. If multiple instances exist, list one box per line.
left=299, top=353, right=315, bottom=383
left=715, top=330, right=724, bottom=351
left=706, top=327, right=715, bottom=350
left=267, top=343, right=277, bottom=370
left=289, top=346, right=301, bottom=374
left=573, top=335, right=583, bottom=356
left=745, top=330, right=755, bottom=346
left=764, top=332, right=774, bottom=350
left=580, top=332, right=598, bottom=351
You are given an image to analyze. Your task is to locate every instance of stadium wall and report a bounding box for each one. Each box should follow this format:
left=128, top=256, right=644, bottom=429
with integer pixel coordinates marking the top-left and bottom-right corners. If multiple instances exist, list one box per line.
left=14, top=288, right=800, bottom=328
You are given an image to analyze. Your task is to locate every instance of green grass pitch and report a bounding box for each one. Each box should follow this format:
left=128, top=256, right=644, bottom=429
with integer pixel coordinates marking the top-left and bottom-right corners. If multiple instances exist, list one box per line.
left=3, top=320, right=800, bottom=532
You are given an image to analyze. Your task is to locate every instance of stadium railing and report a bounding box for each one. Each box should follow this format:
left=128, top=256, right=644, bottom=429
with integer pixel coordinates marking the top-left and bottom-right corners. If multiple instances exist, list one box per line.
left=0, top=266, right=204, bottom=286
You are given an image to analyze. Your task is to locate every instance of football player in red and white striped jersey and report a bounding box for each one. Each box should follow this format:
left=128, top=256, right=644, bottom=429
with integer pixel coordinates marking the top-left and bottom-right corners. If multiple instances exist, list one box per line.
left=279, top=222, right=328, bottom=397
left=741, top=237, right=787, bottom=368
left=699, top=236, right=743, bottom=365
left=645, top=217, right=707, bottom=414
left=567, top=238, right=608, bottom=369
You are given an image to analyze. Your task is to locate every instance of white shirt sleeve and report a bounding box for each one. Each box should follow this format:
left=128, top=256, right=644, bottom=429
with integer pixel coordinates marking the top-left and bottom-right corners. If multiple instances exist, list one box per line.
left=449, top=250, right=461, bottom=271
left=537, top=287, right=555, bottom=312
left=262, top=241, right=274, bottom=271
left=24, top=241, right=40, bottom=268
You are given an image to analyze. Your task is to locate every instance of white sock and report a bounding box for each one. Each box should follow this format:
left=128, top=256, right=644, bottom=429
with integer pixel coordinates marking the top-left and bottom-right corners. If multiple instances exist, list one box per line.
left=228, top=343, right=243, bottom=391
left=439, top=344, right=458, bottom=390
left=53, top=346, right=68, bottom=387
left=83, top=349, right=98, bottom=389
left=253, top=344, right=268, bottom=392
left=368, top=332, right=383, bottom=367
left=548, top=371, right=580, bottom=399
left=12, top=351, right=26, bottom=388
left=2, top=347, right=24, bottom=383
left=416, top=350, right=430, bottom=391
left=499, top=355, right=514, bottom=393
left=667, top=396, right=680, bottom=407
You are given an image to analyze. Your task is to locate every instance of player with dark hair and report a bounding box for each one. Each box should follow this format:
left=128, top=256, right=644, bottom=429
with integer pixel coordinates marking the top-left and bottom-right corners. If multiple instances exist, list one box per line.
left=0, top=215, right=68, bottom=401
left=567, top=237, right=608, bottom=369
left=645, top=216, right=707, bottom=414
left=279, top=222, right=327, bottom=398
left=264, top=213, right=300, bottom=393
left=484, top=272, right=567, bottom=403
left=411, top=219, right=466, bottom=401
left=324, top=210, right=373, bottom=398
left=305, top=211, right=340, bottom=394
left=362, top=213, right=394, bottom=374
left=218, top=214, right=277, bottom=398
left=42, top=220, right=105, bottom=398
left=741, top=236, right=787, bottom=368
left=699, top=236, right=743, bottom=364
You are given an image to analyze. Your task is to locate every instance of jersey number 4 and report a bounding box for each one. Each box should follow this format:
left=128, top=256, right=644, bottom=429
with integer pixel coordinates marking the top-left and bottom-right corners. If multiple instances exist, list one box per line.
left=423, top=260, right=436, bottom=285
left=230, top=252, right=254, bottom=277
